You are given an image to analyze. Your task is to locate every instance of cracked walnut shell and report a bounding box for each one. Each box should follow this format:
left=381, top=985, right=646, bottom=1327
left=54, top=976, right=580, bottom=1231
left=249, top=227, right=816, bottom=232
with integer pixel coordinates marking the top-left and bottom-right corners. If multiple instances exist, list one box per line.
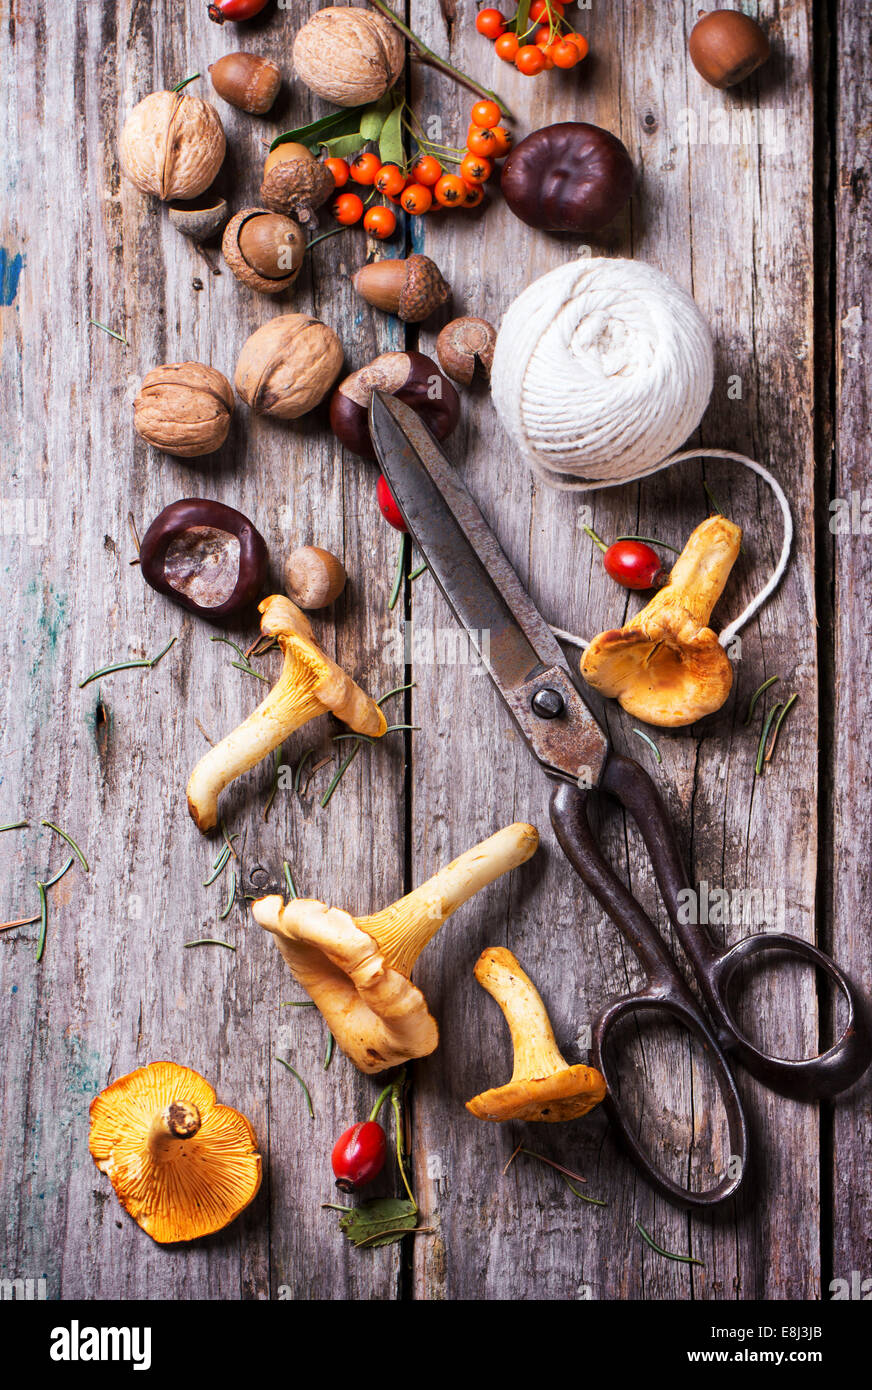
left=120, top=90, right=226, bottom=201
left=134, top=362, right=234, bottom=457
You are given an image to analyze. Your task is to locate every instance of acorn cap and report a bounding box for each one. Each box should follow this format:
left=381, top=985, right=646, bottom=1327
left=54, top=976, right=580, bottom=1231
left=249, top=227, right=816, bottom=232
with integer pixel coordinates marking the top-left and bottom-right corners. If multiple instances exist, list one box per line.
left=398, top=255, right=451, bottom=322
left=222, top=207, right=305, bottom=294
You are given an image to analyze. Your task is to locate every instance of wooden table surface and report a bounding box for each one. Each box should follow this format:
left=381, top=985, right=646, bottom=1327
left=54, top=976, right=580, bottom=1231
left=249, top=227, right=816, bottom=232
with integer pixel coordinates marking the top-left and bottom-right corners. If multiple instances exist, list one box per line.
left=1, top=0, right=869, bottom=1301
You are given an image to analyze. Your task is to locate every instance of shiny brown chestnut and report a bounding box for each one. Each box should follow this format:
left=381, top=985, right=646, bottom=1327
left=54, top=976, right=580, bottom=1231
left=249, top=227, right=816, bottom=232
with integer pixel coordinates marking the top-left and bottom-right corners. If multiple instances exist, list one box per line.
left=329, top=351, right=460, bottom=461
left=501, top=122, right=634, bottom=234
left=140, top=498, right=268, bottom=620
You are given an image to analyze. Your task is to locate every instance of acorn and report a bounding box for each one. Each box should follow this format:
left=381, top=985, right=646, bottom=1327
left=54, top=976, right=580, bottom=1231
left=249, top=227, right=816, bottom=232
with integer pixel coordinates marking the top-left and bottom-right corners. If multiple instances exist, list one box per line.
left=260, top=143, right=335, bottom=226
left=222, top=208, right=305, bottom=294
left=688, top=10, right=770, bottom=89
left=209, top=52, right=282, bottom=114
left=351, top=254, right=450, bottom=323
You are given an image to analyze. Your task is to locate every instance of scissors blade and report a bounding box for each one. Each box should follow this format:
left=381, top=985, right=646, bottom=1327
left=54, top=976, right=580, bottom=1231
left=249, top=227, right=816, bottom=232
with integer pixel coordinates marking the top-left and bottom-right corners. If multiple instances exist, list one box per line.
left=369, top=391, right=609, bottom=785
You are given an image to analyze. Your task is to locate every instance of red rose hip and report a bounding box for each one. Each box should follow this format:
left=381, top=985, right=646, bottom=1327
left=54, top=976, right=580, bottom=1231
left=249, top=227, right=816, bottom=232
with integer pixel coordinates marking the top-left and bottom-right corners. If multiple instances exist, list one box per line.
left=331, top=1121, right=388, bottom=1192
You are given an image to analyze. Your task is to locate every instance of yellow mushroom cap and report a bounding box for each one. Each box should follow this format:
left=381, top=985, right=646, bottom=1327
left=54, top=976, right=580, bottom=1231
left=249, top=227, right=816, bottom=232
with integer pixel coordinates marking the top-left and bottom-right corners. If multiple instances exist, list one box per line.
left=253, top=823, right=540, bottom=1074
left=466, top=1066, right=607, bottom=1123
left=88, top=1061, right=262, bottom=1244
left=466, top=947, right=606, bottom=1123
left=254, top=896, right=439, bottom=1074
left=580, top=516, right=741, bottom=728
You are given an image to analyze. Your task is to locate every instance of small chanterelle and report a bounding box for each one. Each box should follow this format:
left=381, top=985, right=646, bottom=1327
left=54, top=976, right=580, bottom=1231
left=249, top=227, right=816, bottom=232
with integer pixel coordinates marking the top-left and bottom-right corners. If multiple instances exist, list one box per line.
left=466, top=947, right=607, bottom=1122
left=253, top=822, right=539, bottom=1074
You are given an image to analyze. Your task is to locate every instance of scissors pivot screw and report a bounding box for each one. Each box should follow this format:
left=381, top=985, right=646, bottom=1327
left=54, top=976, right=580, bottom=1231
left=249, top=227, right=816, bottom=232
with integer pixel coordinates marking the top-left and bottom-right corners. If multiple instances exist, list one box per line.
left=531, top=687, right=565, bottom=720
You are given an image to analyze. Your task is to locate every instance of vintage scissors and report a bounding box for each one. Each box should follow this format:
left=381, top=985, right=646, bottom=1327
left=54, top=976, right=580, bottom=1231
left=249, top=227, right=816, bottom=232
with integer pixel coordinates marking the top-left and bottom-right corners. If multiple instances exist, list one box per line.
left=369, top=390, right=872, bottom=1210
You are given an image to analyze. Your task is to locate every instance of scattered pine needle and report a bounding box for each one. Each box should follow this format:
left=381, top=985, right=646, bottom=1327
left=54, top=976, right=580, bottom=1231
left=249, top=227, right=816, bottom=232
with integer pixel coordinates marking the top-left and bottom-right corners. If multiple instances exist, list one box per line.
left=632, top=729, right=662, bottom=764
left=184, top=938, right=236, bottom=951
left=41, top=820, right=89, bottom=872
left=635, top=1220, right=704, bottom=1267
left=90, top=318, right=128, bottom=345
left=276, top=1056, right=315, bottom=1118
left=744, top=675, right=779, bottom=726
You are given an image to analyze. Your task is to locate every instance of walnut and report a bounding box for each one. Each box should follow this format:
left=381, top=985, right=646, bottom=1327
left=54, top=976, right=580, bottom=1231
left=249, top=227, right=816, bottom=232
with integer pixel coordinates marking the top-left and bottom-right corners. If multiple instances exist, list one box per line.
left=120, top=91, right=226, bottom=201
left=292, top=6, right=405, bottom=107
left=234, top=315, right=344, bottom=420
left=133, top=363, right=234, bottom=457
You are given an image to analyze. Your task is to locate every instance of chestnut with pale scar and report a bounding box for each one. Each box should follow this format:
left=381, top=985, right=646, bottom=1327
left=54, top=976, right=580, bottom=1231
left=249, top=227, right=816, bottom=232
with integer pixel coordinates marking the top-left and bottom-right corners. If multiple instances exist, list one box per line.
left=139, top=499, right=268, bottom=620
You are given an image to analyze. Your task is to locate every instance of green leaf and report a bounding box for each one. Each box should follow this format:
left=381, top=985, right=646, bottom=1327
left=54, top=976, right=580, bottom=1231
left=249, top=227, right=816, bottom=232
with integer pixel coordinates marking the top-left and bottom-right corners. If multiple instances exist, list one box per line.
left=270, top=107, right=367, bottom=153
left=322, top=132, right=365, bottom=159
left=360, top=111, right=387, bottom=142
left=379, top=104, right=405, bottom=167
left=337, top=1198, right=418, bottom=1249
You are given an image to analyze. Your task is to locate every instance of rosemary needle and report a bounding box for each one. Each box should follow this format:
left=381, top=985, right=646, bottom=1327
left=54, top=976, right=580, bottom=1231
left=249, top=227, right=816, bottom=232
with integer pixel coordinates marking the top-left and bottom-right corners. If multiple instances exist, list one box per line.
left=203, top=845, right=232, bottom=886
left=41, top=821, right=89, bottom=872
left=43, top=856, right=74, bottom=890
left=184, top=938, right=236, bottom=951
left=323, top=1031, right=335, bottom=1070
left=388, top=534, right=407, bottom=611
left=632, top=728, right=662, bottom=764
left=35, top=882, right=48, bottom=963
left=378, top=681, right=415, bottom=706
left=635, top=1220, right=704, bottom=1267
left=294, top=748, right=315, bottom=793
left=219, top=868, right=237, bottom=920
left=744, top=675, right=779, bottom=726
left=283, top=862, right=298, bottom=900
left=409, top=562, right=428, bottom=580
left=79, top=636, right=176, bottom=688
left=0, top=821, right=29, bottom=833
left=320, top=741, right=362, bottom=808
left=562, top=1175, right=608, bottom=1208
left=765, top=692, right=798, bottom=764
left=276, top=1056, right=315, bottom=1118
left=281, top=1000, right=316, bottom=1008
left=231, top=660, right=269, bottom=683
left=90, top=318, right=128, bottom=345
left=755, top=702, right=783, bottom=776
left=0, top=914, right=41, bottom=933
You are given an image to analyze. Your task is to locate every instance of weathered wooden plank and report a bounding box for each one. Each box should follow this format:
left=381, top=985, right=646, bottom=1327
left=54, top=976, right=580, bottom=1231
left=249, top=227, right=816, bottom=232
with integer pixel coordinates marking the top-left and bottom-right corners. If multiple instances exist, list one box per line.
left=830, top=0, right=872, bottom=1299
left=0, top=0, right=404, bottom=1299
left=408, top=0, right=819, bottom=1299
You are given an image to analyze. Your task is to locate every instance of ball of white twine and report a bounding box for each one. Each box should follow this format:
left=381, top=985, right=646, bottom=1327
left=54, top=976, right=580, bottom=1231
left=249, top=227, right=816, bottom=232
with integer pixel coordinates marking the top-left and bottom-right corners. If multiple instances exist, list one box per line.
left=490, top=257, right=793, bottom=649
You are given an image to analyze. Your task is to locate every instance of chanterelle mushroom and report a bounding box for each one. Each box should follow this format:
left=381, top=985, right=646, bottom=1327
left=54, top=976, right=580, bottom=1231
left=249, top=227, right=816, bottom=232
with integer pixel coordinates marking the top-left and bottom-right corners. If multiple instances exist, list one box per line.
left=88, top=1061, right=262, bottom=1243
left=579, top=515, right=742, bottom=727
left=252, top=823, right=539, bottom=1074
left=466, top=947, right=607, bottom=1122
left=187, top=594, right=386, bottom=830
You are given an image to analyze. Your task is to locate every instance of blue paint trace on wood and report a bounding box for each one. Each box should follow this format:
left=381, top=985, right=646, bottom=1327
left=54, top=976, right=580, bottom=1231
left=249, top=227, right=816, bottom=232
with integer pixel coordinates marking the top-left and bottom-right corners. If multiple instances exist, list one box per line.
left=0, top=248, right=25, bottom=305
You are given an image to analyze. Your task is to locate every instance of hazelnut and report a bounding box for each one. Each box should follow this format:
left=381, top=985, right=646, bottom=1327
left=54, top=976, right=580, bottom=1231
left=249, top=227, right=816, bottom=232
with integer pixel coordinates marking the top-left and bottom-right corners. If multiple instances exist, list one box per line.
left=688, top=11, right=770, bottom=89
left=133, top=362, right=234, bottom=457
left=329, top=352, right=460, bottom=461
left=222, top=208, right=305, bottom=294
left=234, top=314, right=344, bottom=420
left=284, top=546, right=347, bottom=609
left=209, top=53, right=282, bottom=114
left=293, top=7, right=405, bottom=107
left=119, top=90, right=225, bottom=201
left=168, top=195, right=229, bottom=242
left=436, top=317, right=497, bottom=385
left=260, top=145, right=335, bottom=227
left=351, top=255, right=450, bottom=323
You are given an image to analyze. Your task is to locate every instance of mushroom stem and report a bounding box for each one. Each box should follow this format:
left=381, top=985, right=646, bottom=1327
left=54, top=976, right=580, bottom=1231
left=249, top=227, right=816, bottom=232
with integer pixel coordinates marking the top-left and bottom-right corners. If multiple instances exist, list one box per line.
left=146, top=1102, right=202, bottom=1160
left=474, top=948, right=570, bottom=1082
left=187, top=595, right=386, bottom=831
left=654, top=515, right=742, bottom=632
left=357, top=824, right=539, bottom=978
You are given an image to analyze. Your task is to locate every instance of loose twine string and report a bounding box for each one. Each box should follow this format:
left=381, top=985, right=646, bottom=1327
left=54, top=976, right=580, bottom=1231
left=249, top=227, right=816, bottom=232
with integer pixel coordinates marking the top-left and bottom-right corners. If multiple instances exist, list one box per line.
left=489, top=257, right=794, bottom=653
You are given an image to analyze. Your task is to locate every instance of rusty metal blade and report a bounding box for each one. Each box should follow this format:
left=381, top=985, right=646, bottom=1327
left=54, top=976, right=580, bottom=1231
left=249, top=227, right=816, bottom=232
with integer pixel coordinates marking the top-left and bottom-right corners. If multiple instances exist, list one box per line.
left=369, top=391, right=609, bottom=784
